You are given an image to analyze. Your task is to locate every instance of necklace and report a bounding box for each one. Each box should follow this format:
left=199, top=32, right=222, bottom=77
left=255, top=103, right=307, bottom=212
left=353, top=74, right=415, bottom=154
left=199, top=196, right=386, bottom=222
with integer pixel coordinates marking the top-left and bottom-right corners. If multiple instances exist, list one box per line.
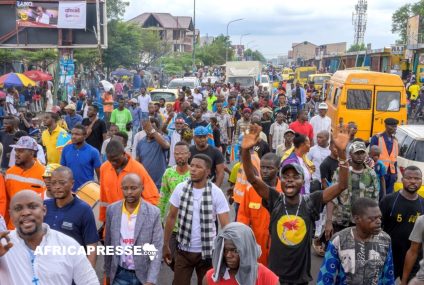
left=283, top=195, right=302, bottom=217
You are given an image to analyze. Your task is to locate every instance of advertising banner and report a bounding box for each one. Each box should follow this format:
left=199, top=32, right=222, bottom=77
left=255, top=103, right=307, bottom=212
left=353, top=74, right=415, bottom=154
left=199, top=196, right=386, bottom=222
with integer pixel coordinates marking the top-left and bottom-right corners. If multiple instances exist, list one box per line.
left=57, top=1, right=86, bottom=29
left=16, top=1, right=59, bottom=28
left=16, top=1, right=86, bottom=29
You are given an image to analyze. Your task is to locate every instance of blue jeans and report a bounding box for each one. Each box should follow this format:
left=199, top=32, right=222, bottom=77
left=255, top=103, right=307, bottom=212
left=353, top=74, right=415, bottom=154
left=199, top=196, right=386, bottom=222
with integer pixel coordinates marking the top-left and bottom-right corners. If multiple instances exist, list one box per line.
left=113, top=266, right=142, bottom=285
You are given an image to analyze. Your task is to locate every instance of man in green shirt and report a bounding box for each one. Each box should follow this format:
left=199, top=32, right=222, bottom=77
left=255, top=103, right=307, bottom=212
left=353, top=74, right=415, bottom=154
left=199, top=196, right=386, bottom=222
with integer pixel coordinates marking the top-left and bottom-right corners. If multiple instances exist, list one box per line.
left=110, top=98, right=132, bottom=132
left=160, top=140, right=190, bottom=270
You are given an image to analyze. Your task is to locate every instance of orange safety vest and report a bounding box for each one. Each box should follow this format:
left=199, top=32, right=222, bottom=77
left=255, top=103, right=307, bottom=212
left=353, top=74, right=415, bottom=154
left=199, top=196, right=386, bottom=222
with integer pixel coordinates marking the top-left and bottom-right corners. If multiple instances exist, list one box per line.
left=233, top=152, right=260, bottom=204
left=378, top=134, right=398, bottom=174
left=238, top=180, right=282, bottom=266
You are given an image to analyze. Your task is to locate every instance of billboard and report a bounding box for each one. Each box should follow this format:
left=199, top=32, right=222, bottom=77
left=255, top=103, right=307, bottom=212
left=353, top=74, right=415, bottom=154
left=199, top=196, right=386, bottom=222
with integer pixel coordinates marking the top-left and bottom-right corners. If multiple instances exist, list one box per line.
left=407, top=15, right=420, bottom=46
left=0, top=1, right=106, bottom=49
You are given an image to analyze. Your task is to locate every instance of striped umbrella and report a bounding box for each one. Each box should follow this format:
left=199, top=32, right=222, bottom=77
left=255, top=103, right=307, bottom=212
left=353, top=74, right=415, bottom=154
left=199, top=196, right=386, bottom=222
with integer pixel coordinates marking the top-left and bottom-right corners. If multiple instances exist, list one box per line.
left=0, top=72, right=36, bottom=88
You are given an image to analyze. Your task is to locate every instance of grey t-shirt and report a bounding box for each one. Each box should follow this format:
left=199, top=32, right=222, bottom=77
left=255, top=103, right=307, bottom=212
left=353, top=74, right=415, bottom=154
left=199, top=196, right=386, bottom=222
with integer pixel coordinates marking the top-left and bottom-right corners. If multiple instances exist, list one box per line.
left=409, top=215, right=424, bottom=280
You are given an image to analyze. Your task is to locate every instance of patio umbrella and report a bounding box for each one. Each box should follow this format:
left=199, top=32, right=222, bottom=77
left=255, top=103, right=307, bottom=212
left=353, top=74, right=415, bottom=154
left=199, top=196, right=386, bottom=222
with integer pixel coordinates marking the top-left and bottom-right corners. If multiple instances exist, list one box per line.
left=111, top=68, right=133, bottom=77
left=23, top=70, right=53, bottom=82
left=0, top=72, right=36, bottom=88
left=0, top=91, right=5, bottom=99
left=100, top=80, right=114, bottom=92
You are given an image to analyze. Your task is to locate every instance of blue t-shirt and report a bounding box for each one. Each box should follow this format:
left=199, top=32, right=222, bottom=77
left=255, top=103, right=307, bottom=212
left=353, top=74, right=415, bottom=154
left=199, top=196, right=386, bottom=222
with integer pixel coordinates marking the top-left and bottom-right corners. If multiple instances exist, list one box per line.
left=61, top=143, right=101, bottom=191
left=44, top=196, right=99, bottom=246
left=136, top=136, right=169, bottom=189
left=65, top=114, right=83, bottom=130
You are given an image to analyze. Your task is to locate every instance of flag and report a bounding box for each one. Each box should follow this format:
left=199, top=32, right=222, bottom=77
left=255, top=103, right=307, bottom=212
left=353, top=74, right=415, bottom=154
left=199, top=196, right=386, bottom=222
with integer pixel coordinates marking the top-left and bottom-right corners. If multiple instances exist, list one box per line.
left=206, top=123, right=215, bottom=147
left=56, top=130, right=71, bottom=150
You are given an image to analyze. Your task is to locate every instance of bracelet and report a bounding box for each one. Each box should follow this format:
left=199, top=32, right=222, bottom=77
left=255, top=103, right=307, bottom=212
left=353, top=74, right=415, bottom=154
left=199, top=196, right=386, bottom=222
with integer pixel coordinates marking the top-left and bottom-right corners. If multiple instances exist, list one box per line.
left=339, top=163, right=349, bottom=168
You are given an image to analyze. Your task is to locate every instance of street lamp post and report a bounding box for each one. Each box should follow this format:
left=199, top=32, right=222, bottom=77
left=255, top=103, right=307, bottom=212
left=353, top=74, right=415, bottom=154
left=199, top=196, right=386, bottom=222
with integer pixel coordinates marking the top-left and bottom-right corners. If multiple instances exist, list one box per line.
left=239, top=33, right=250, bottom=61
left=192, top=0, right=196, bottom=72
left=225, top=18, right=244, bottom=62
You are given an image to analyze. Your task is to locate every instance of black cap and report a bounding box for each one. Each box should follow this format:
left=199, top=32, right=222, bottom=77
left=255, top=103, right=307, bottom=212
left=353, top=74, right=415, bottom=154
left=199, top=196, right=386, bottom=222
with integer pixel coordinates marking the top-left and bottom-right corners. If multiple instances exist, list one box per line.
left=384, top=118, right=399, bottom=126
left=280, top=163, right=304, bottom=178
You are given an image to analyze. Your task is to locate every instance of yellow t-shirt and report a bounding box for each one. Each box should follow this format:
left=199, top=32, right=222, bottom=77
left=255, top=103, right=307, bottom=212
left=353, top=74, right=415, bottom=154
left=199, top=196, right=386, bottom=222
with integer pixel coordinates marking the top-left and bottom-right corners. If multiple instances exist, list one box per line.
left=409, top=84, right=420, bottom=101
left=41, top=125, right=66, bottom=164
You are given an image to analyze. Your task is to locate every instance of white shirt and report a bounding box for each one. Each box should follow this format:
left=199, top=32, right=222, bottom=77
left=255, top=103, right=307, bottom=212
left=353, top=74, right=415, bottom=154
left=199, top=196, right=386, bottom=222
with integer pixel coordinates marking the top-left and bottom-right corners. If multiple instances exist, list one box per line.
left=170, top=182, right=229, bottom=253
left=307, top=145, right=331, bottom=180
left=137, top=94, right=151, bottom=113
left=309, top=115, right=332, bottom=143
left=168, top=131, right=181, bottom=166
left=269, top=122, right=288, bottom=150
left=120, top=207, right=137, bottom=270
left=297, top=155, right=311, bottom=194
left=6, top=94, right=17, bottom=115
left=0, top=224, right=99, bottom=285
left=387, top=99, right=400, bottom=111
left=192, top=92, right=203, bottom=106
left=9, top=145, right=46, bottom=167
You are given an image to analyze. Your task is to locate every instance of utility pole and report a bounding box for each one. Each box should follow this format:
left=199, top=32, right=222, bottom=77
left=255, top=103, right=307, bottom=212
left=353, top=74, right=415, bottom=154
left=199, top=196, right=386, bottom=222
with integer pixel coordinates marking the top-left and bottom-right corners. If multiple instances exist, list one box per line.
left=352, top=0, right=367, bottom=46
left=192, top=0, right=196, bottom=73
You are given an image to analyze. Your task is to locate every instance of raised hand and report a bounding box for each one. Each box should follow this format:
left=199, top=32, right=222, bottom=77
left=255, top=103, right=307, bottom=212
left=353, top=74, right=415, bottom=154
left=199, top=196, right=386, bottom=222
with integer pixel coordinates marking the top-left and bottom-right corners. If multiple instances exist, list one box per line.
left=332, top=125, right=350, bottom=153
left=0, top=231, right=13, bottom=257
left=241, top=124, right=262, bottom=150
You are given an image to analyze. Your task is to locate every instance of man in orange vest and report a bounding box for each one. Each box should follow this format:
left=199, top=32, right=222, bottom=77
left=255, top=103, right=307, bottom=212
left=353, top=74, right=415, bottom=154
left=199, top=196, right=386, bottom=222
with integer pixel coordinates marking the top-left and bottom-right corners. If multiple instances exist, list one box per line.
left=370, top=118, right=399, bottom=195
left=237, top=153, right=282, bottom=266
left=232, top=150, right=260, bottom=221
left=5, top=136, right=46, bottom=229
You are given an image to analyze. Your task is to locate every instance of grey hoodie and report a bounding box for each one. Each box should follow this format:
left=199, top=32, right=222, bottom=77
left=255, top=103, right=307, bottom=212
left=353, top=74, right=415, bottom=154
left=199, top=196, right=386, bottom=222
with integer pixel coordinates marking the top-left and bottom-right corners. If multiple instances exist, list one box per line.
left=212, top=222, right=262, bottom=285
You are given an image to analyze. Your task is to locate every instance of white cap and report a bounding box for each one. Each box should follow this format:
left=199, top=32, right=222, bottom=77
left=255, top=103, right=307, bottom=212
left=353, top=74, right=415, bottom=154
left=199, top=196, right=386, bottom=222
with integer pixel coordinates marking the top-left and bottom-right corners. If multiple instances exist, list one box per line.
left=318, top=103, right=328, bottom=110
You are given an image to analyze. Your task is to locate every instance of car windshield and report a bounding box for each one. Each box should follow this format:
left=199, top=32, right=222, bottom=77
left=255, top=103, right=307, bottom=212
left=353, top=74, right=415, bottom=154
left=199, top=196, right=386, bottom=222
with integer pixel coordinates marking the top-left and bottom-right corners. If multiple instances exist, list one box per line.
left=312, top=76, right=330, bottom=84
left=228, top=77, right=255, bottom=87
left=261, top=76, right=269, bottom=83
left=150, top=92, right=176, bottom=102
left=168, top=80, right=195, bottom=89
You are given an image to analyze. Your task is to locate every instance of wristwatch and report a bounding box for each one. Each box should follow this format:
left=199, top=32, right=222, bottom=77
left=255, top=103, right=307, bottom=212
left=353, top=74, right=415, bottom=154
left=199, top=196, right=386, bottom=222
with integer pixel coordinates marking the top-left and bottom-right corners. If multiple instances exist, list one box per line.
left=149, top=129, right=156, bottom=135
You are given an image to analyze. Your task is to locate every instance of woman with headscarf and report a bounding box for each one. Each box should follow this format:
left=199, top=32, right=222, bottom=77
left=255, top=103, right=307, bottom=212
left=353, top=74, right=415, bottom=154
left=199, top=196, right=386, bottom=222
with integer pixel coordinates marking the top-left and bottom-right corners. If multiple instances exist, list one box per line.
left=202, top=222, right=280, bottom=285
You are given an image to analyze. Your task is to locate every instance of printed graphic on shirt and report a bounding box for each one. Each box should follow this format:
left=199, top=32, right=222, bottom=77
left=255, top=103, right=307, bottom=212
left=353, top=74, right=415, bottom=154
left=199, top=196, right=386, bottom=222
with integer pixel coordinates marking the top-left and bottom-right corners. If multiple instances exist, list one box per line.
left=277, top=215, right=307, bottom=246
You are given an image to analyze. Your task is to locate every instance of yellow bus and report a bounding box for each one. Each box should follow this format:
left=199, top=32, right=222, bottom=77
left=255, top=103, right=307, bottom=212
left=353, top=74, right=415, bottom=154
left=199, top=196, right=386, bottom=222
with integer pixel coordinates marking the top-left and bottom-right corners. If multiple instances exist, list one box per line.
left=325, top=70, right=407, bottom=140
left=308, top=73, right=331, bottom=90
left=295, top=66, right=317, bottom=85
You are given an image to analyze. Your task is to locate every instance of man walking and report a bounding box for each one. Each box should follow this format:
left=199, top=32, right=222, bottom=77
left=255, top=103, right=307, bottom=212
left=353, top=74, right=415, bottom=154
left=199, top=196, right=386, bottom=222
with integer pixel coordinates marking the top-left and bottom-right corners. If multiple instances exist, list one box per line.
left=110, top=98, right=132, bottom=133
left=42, top=112, right=67, bottom=164
left=82, top=104, right=108, bottom=153
left=309, top=103, right=331, bottom=144
left=44, top=166, right=99, bottom=266
left=163, top=154, right=230, bottom=285
left=104, top=173, right=163, bottom=285
left=381, top=166, right=424, bottom=282
left=61, top=124, right=101, bottom=192
left=370, top=118, right=399, bottom=195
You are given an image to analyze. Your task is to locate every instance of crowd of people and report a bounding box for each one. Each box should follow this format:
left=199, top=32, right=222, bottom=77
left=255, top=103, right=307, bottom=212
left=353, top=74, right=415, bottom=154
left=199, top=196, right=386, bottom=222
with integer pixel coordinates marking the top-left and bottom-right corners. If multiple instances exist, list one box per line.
left=0, top=74, right=423, bottom=285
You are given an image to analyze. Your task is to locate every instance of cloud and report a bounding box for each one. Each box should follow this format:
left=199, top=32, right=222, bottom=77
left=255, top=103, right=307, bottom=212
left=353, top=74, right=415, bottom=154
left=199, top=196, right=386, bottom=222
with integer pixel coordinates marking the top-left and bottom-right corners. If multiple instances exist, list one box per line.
left=124, top=0, right=411, bottom=59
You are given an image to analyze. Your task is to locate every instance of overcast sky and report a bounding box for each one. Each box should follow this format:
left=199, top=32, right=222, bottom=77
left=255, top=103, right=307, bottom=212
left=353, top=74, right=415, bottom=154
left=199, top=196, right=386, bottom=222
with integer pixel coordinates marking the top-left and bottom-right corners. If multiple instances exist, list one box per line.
left=124, top=0, right=410, bottom=59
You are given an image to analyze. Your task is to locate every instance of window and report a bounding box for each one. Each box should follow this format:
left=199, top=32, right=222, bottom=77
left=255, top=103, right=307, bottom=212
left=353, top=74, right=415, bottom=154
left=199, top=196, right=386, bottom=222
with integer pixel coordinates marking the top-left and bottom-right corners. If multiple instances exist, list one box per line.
left=376, top=91, right=400, bottom=111
left=414, top=141, right=424, bottom=162
left=395, top=129, right=408, bottom=146
left=326, top=84, right=334, bottom=102
left=347, top=89, right=371, bottom=110
left=173, top=30, right=180, bottom=40
left=333, top=88, right=341, bottom=106
left=399, top=136, right=414, bottom=157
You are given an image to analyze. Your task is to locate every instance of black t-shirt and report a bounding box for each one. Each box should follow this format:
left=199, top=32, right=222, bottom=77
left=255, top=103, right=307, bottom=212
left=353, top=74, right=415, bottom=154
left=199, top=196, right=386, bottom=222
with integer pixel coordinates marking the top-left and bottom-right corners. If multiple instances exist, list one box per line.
left=253, top=140, right=270, bottom=158
left=0, top=131, right=15, bottom=169
left=266, top=188, right=323, bottom=282
left=261, top=120, right=272, bottom=137
left=320, top=155, right=339, bottom=185
left=81, top=118, right=107, bottom=152
left=380, top=192, right=424, bottom=278
left=189, top=145, right=224, bottom=181
left=191, top=120, right=208, bottom=129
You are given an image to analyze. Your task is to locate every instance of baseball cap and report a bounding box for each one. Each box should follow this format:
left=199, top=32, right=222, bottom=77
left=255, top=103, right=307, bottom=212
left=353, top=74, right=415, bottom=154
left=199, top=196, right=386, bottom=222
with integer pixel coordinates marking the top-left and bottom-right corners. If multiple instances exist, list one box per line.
left=64, top=103, right=76, bottom=111
left=280, top=163, right=304, bottom=178
left=318, top=103, right=328, bottom=110
left=284, top=129, right=295, bottom=135
left=43, top=163, right=61, bottom=178
left=10, top=136, right=38, bottom=151
left=349, top=141, right=367, bottom=153
left=384, top=118, right=399, bottom=126
left=243, top=108, right=252, bottom=114
left=194, top=126, right=209, bottom=136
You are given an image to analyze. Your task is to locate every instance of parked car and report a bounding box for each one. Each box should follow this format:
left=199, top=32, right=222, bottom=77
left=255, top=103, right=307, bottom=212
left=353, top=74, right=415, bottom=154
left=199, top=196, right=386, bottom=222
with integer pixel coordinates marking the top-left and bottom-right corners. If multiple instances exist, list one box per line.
left=150, top=89, right=178, bottom=105
left=202, top=76, right=220, bottom=84
left=394, top=125, right=424, bottom=196
left=166, top=77, right=200, bottom=93
left=259, top=74, right=273, bottom=93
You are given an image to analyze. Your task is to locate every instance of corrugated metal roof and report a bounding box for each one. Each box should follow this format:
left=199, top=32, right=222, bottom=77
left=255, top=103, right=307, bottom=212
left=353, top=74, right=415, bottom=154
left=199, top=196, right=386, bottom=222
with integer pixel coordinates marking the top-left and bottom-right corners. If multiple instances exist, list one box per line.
left=128, top=13, right=193, bottom=30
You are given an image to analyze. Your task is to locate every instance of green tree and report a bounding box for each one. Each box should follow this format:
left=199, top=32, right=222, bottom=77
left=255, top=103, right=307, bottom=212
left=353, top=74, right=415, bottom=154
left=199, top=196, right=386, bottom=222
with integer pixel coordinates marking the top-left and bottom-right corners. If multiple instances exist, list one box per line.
left=107, top=0, right=129, bottom=20
left=196, top=34, right=233, bottom=65
left=102, top=20, right=143, bottom=70
left=243, top=49, right=266, bottom=62
left=73, top=49, right=100, bottom=68
left=392, top=0, right=424, bottom=43
left=160, top=53, right=194, bottom=76
left=139, top=29, right=171, bottom=68
left=347, top=43, right=366, bottom=52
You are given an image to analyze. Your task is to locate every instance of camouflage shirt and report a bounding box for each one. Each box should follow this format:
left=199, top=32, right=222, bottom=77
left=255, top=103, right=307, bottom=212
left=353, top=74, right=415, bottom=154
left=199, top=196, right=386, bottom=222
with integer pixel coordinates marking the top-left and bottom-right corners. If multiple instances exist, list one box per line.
left=332, top=165, right=379, bottom=226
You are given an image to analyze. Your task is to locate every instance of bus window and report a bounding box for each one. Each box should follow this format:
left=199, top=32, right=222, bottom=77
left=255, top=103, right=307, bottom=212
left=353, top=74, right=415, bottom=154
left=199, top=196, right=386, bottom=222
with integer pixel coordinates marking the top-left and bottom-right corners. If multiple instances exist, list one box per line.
left=347, top=90, right=372, bottom=110
left=376, top=91, right=400, bottom=112
left=333, top=88, right=342, bottom=106
left=326, top=84, right=334, bottom=102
